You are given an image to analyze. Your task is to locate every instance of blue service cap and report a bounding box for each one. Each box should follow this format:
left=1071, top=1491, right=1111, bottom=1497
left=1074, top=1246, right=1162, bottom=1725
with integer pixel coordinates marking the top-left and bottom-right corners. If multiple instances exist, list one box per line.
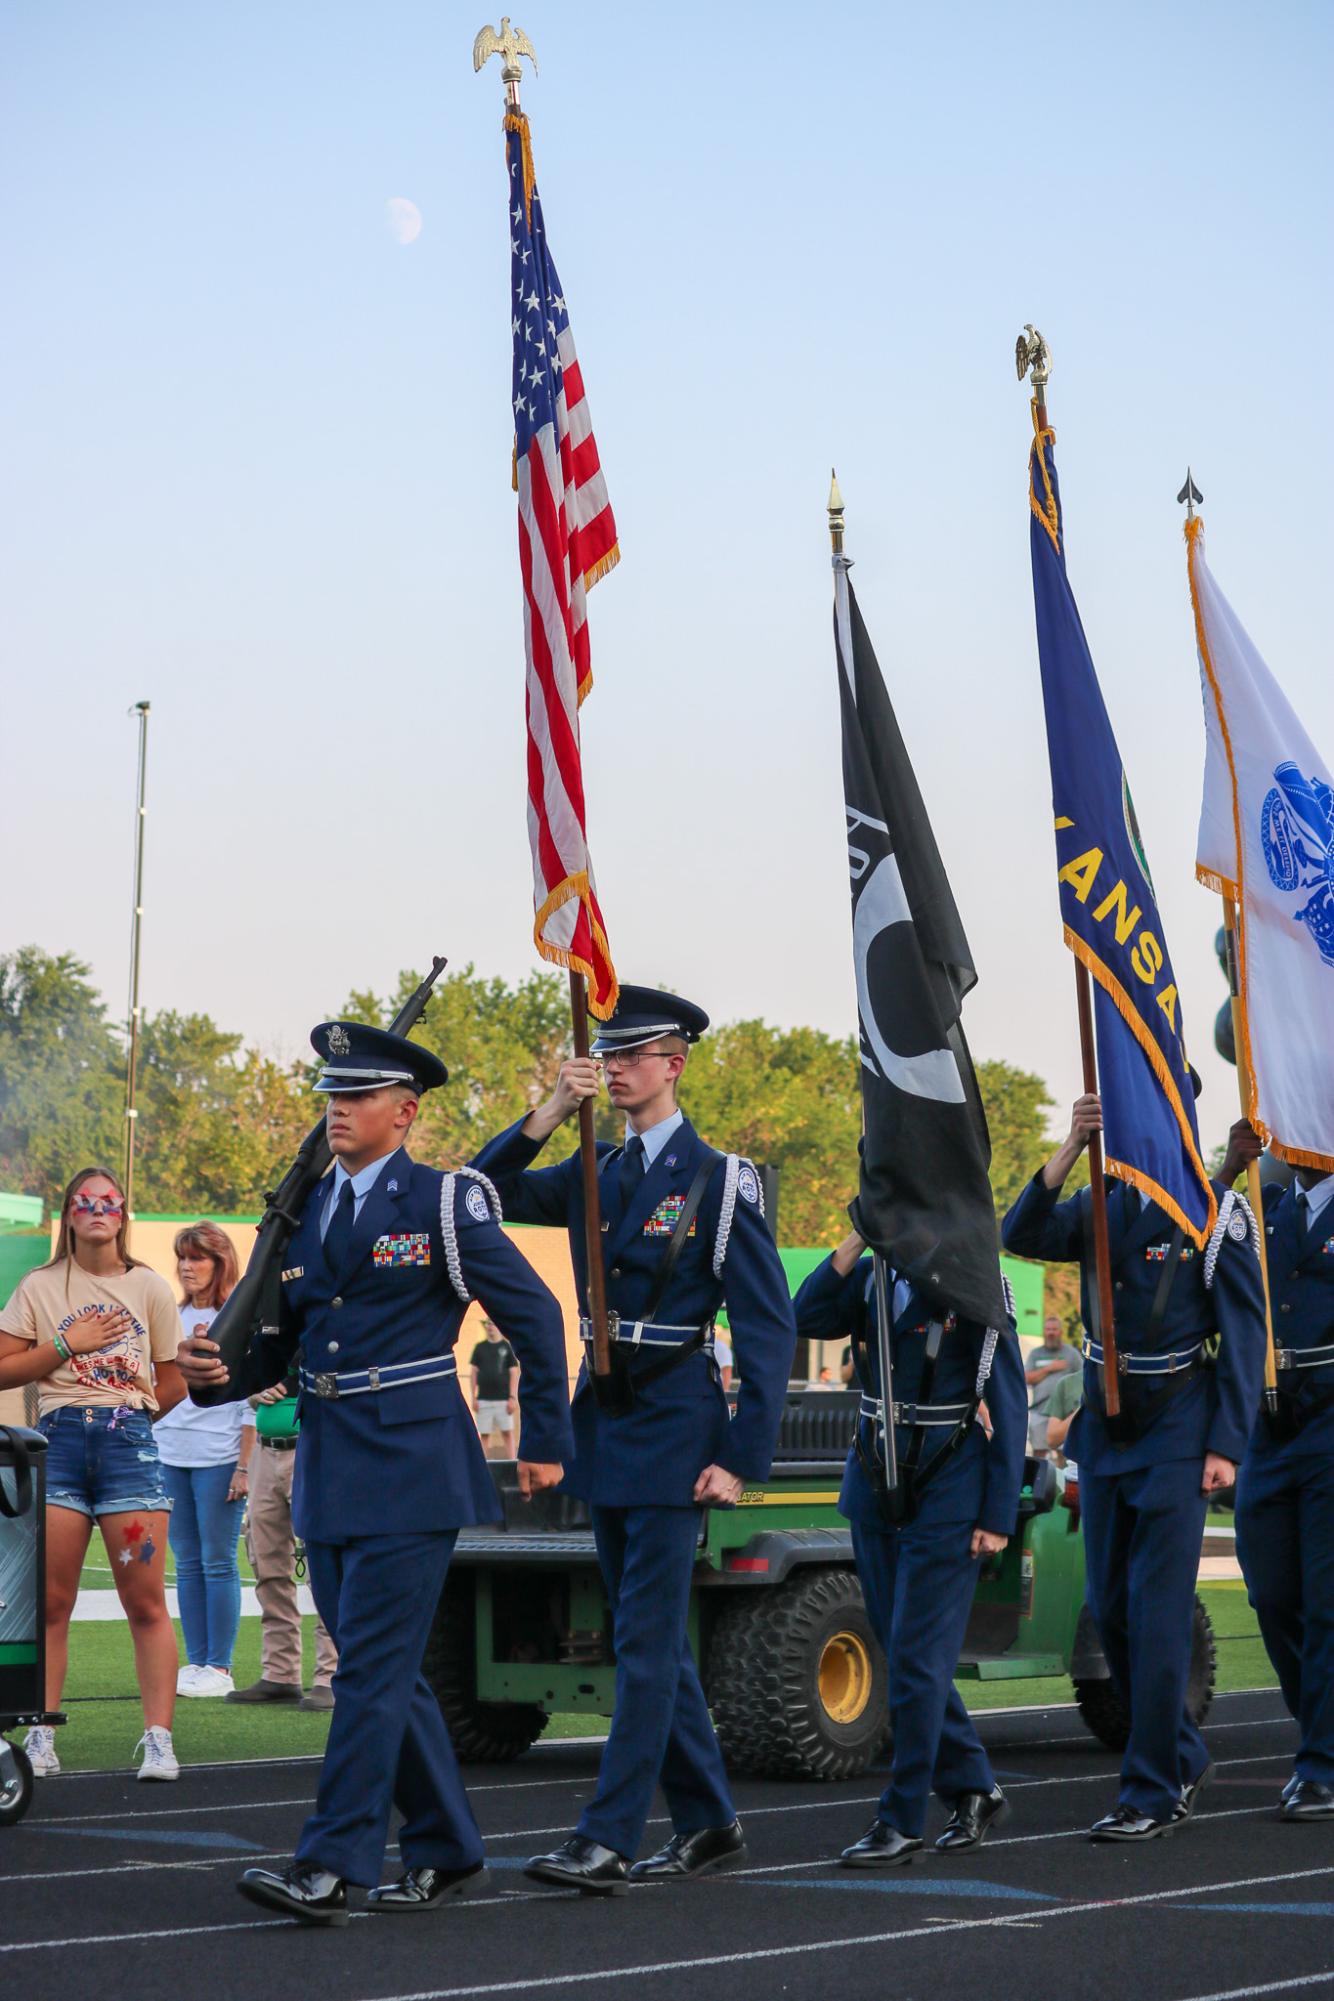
left=310, top=1021, right=448, bottom=1096
left=590, top=985, right=710, bottom=1055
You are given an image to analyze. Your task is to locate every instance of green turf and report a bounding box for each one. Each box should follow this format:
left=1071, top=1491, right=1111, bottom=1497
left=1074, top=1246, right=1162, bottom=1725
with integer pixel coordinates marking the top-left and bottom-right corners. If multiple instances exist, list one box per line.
left=27, top=1580, right=1276, bottom=1774
left=34, top=1618, right=606, bottom=1773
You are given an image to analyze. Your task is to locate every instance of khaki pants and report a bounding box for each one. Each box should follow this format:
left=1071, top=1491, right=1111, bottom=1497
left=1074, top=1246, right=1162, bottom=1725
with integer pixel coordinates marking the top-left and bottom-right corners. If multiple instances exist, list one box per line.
left=246, top=1441, right=337, bottom=1687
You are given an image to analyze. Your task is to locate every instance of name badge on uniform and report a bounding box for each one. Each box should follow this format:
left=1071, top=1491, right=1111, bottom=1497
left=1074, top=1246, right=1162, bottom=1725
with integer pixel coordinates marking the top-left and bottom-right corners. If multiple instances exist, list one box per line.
left=281, top=1266, right=304, bottom=1283
left=644, top=1194, right=696, bottom=1239
left=372, top=1232, right=431, bottom=1268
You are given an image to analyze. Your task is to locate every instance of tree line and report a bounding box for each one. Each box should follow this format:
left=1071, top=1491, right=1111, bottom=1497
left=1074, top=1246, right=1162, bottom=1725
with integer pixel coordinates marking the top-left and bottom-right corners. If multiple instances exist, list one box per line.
left=0, top=946, right=1078, bottom=1255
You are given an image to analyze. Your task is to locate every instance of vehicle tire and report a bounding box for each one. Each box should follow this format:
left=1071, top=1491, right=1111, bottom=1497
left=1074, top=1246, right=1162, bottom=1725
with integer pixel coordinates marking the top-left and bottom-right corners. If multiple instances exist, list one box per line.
left=0, top=1738, right=33, bottom=1827
left=1074, top=1594, right=1217, bottom=1752
left=705, top=1569, right=890, bottom=1781
left=422, top=1580, right=548, bottom=1763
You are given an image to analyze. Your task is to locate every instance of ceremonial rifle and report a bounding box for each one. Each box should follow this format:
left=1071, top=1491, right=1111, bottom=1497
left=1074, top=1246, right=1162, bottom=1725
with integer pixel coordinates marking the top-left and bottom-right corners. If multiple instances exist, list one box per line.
left=187, top=955, right=448, bottom=1407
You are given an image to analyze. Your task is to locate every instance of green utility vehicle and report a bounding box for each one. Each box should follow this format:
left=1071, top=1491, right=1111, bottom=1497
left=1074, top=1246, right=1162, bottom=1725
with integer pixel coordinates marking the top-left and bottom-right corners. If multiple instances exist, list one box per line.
left=425, top=1392, right=1217, bottom=1778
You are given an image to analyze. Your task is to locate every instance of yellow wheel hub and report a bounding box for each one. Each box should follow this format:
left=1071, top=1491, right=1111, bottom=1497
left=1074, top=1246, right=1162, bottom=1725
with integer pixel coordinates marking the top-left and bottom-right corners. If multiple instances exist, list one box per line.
left=818, top=1629, right=873, bottom=1725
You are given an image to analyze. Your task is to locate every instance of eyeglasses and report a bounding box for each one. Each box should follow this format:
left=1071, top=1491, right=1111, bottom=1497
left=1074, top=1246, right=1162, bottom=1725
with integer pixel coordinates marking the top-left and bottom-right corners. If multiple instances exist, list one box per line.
left=601, top=1049, right=675, bottom=1071
left=71, top=1196, right=124, bottom=1218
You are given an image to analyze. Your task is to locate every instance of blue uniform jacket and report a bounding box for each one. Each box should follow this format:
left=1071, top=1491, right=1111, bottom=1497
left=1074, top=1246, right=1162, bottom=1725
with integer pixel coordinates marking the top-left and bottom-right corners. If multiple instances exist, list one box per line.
left=792, top=1253, right=1028, bottom=1536
left=1249, top=1181, right=1334, bottom=1463
left=470, top=1115, right=798, bottom=1507
left=220, top=1147, right=574, bottom=1541
left=1001, top=1173, right=1266, bottom=1474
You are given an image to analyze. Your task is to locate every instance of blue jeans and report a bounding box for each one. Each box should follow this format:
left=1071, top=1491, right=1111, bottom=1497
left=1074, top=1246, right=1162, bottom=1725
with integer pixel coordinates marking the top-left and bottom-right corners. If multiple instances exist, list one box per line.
left=162, top=1463, right=245, bottom=1668
left=38, top=1406, right=171, bottom=1519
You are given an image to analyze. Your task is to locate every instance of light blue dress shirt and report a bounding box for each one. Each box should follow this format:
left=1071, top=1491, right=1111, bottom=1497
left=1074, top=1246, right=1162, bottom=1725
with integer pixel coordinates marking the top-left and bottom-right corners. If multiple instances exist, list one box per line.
left=320, top=1151, right=397, bottom=1239
left=626, top=1107, right=684, bottom=1171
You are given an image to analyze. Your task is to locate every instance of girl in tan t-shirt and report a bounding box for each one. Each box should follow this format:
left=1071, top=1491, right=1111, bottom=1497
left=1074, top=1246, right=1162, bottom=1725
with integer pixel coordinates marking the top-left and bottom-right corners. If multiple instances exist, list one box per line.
left=0, top=1167, right=186, bottom=1781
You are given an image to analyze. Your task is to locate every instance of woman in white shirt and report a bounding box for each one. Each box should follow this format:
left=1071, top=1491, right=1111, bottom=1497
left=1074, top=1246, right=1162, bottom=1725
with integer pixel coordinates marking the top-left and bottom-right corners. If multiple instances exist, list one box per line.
left=155, top=1223, right=254, bottom=1697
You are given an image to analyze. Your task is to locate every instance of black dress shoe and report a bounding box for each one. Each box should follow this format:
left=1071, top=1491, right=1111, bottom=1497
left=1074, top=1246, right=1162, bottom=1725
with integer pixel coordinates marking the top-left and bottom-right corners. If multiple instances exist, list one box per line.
left=1089, top=1806, right=1175, bottom=1843
left=1281, top=1780, right=1334, bottom=1821
left=629, top=1821, right=746, bottom=1881
left=839, top=1820, right=923, bottom=1867
left=1174, top=1764, right=1213, bottom=1825
left=936, top=1786, right=1009, bottom=1851
left=368, top=1863, right=490, bottom=1911
left=524, top=1835, right=630, bottom=1895
left=237, top=1864, right=348, bottom=1925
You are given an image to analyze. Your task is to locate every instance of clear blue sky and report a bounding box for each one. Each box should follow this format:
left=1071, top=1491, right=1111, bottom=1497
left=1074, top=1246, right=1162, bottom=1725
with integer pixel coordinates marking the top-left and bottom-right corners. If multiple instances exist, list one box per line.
left=4, top=1, right=1331, bottom=1153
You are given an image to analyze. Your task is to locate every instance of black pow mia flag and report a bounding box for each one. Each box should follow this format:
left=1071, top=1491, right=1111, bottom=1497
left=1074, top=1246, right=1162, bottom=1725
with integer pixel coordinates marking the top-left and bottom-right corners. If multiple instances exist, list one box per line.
left=834, top=559, right=1007, bottom=1330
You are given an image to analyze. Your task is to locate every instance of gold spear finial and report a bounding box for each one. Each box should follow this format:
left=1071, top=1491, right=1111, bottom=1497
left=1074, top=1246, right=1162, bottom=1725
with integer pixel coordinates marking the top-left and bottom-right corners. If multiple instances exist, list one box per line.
left=473, top=18, right=538, bottom=109
left=828, top=468, right=845, bottom=559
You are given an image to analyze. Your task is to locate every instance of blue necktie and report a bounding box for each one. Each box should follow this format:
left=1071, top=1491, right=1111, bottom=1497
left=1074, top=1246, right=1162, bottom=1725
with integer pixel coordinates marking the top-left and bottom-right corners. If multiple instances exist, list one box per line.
left=616, top=1135, right=645, bottom=1215
left=1299, top=1190, right=1321, bottom=1253
left=324, top=1178, right=356, bottom=1272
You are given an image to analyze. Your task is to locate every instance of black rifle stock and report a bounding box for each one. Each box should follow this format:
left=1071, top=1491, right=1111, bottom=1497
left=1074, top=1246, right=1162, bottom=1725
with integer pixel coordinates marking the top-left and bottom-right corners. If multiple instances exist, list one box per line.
left=187, top=955, right=448, bottom=1407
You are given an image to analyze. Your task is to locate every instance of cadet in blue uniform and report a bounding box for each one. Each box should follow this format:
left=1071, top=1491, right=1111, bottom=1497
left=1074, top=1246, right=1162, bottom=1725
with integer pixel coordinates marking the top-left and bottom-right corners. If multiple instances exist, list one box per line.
left=1223, top=1119, right=1334, bottom=1820
left=794, top=1230, right=1027, bottom=1863
left=177, top=1023, right=573, bottom=1924
left=1003, top=1091, right=1266, bottom=1841
left=471, top=986, right=798, bottom=1893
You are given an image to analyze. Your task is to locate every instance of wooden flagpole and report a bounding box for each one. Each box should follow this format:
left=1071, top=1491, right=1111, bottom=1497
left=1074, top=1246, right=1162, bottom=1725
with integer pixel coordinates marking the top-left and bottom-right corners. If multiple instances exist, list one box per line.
left=474, top=25, right=614, bottom=1387
left=568, top=971, right=613, bottom=1381
left=1221, top=893, right=1279, bottom=1414
left=1178, top=476, right=1278, bottom=1415
left=1020, top=331, right=1121, bottom=1420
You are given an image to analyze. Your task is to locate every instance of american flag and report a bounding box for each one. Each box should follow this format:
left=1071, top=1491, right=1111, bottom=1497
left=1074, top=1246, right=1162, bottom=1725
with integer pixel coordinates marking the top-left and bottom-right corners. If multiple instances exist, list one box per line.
left=505, top=111, right=619, bottom=1018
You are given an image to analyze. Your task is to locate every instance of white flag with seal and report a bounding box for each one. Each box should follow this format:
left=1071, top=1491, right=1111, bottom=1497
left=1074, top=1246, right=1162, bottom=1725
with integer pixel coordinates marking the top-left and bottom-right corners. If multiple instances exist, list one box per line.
left=1187, top=515, right=1334, bottom=1170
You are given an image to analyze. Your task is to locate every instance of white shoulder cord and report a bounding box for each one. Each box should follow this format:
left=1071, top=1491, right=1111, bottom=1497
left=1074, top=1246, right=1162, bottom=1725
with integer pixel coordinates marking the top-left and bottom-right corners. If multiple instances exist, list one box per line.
left=975, top=1272, right=1016, bottom=1400
left=712, top=1155, right=765, bottom=1277
left=439, top=1167, right=504, bottom=1304
left=1203, top=1189, right=1260, bottom=1291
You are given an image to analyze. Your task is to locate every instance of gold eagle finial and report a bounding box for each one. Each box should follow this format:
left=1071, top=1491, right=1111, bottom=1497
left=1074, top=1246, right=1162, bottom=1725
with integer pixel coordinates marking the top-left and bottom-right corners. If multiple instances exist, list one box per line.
left=473, top=18, right=538, bottom=84
left=1014, top=324, right=1051, bottom=390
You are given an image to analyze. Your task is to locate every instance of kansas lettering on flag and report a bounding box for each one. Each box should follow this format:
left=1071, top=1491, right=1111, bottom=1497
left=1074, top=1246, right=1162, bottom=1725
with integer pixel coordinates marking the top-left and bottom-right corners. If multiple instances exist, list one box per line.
left=1027, top=412, right=1216, bottom=1245
left=505, top=110, right=618, bottom=1017
left=1187, top=516, right=1334, bottom=1170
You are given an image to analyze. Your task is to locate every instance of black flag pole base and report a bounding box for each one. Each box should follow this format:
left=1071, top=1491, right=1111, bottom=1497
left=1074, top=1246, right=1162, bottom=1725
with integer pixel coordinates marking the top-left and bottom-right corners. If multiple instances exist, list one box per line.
left=1103, top=1410, right=1138, bottom=1450
left=589, top=1348, right=635, bottom=1416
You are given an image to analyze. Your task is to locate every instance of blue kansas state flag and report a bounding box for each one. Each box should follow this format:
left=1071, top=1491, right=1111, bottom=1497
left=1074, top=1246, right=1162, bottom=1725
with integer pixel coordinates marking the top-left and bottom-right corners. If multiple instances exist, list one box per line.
left=1028, top=413, right=1216, bottom=1246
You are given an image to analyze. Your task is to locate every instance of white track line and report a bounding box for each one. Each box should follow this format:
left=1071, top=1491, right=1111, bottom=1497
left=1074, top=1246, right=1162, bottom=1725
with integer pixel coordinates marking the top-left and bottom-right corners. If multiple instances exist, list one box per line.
left=331, top=1860, right=1334, bottom=2000
left=0, top=1799, right=1287, bottom=1897
left=7, top=1853, right=1332, bottom=1967
left=1181, top=1974, right=1334, bottom=2001
left=21, top=1736, right=1293, bottom=1836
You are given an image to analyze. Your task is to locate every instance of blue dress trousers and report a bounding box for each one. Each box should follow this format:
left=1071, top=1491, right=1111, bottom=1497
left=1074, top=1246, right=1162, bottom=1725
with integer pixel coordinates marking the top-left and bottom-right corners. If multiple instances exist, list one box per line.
left=794, top=1253, right=1027, bottom=1837
left=1003, top=1174, right=1266, bottom=1819
left=1235, top=1182, right=1334, bottom=1785
left=220, top=1146, right=573, bottom=1886
left=472, top=1114, right=798, bottom=1858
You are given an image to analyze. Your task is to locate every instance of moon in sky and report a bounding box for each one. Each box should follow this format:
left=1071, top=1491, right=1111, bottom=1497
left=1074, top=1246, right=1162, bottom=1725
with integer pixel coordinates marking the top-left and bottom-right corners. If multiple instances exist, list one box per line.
left=385, top=198, right=423, bottom=247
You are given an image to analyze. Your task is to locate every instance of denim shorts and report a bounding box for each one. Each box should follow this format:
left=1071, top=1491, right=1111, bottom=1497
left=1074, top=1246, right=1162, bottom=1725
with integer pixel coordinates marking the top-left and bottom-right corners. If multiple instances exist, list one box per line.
left=37, top=1406, right=173, bottom=1520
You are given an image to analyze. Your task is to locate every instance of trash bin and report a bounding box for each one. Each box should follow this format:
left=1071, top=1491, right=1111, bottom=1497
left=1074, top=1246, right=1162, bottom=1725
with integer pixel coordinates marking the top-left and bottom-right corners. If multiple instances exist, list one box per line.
left=1, top=1426, right=63, bottom=1825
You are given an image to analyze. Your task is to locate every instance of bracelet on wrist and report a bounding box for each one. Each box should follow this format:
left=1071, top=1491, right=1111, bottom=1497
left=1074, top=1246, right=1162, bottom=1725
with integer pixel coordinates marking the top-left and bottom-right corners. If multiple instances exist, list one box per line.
left=52, top=1333, right=72, bottom=1363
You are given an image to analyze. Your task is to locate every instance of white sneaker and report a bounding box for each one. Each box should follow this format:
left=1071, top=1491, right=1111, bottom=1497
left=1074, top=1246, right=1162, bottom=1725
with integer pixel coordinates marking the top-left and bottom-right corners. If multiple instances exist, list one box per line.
left=180, top=1666, right=234, bottom=1698
left=176, top=1664, right=205, bottom=1695
left=24, top=1726, right=60, bottom=1777
left=134, top=1726, right=180, bottom=1781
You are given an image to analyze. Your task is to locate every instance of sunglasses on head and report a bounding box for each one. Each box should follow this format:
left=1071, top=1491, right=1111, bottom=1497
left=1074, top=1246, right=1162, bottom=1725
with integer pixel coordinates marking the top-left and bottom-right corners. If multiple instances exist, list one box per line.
left=71, top=1195, right=124, bottom=1218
